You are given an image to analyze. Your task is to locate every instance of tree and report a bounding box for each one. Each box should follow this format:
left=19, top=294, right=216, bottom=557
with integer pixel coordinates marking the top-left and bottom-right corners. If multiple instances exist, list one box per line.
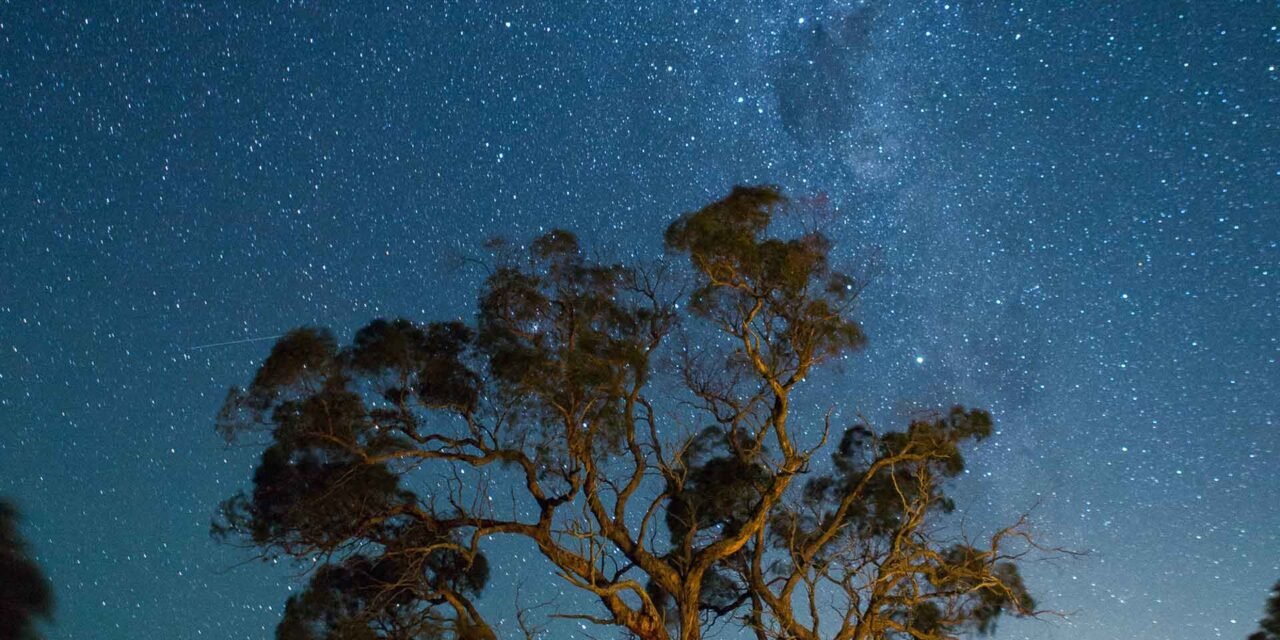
left=0, top=499, right=54, bottom=640
left=1249, top=581, right=1280, bottom=640
left=215, top=185, right=1044, bottom=640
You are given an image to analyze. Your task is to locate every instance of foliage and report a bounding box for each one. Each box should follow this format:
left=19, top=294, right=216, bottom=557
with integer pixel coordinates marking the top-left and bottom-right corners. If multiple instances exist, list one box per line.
left=215, top=185, right=1044, bottom=640
left=0, top=500, right=54, bottom=640
left=1249, top=581, right=1280, bottom=640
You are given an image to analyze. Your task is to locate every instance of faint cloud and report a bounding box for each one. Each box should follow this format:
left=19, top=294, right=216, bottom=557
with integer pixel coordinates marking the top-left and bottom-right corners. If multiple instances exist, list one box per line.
left=772, top=5, right=877, bottom=145
left=772, top=5, right=900, bottom=183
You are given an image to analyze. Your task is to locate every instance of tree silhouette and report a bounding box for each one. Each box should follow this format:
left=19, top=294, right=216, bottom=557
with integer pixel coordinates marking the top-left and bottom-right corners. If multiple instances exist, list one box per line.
left=215, top=186, right=1048, bottom=640
left=1249, top=581, right=1280, bottom=640
left=0, top=500, right=53, bottom=640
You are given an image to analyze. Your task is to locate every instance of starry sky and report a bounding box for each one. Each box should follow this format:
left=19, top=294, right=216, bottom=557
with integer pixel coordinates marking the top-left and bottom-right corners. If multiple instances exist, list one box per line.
left=1, top=1, right=1277, bottom=638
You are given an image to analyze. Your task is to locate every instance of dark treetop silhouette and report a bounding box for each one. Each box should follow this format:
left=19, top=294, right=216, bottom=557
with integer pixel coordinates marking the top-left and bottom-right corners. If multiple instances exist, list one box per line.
left=215, top=186, right=1044, bottom=640
left=1249, top=581, right=1280, bottom=640
left=1, top=500, right=54, bottom=640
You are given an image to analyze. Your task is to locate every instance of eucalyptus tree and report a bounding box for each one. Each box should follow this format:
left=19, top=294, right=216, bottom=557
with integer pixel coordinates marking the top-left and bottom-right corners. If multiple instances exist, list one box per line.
left=215, top=186, right=1042, bottom=640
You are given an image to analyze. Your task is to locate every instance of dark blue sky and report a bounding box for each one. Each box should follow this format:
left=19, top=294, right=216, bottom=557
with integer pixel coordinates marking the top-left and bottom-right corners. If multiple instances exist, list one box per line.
left=1, top=1, right=1276, bottom=638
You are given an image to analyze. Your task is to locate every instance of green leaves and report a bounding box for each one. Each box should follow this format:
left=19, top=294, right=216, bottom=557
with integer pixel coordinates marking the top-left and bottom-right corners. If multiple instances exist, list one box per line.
left=477, top=230, right=660, bottom=456
left=276, top=542, right=487, bottom=640
left=664, top=185, right=865, bottom=381
left=663, top=185, right=781, bottom=280
left=349, top=319, right=480, bottom=414
left=665, top=427, right=771, bottom=549
left=934, top=547, right=1035, bottom=635
left=793, top=407, right=994, bottom=543
left=250, top=328, right=341, bottom=404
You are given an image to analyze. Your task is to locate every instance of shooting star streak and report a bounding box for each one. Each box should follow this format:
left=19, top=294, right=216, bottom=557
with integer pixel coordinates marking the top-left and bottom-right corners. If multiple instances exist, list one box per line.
left=185, top=334, right=284, bottom=351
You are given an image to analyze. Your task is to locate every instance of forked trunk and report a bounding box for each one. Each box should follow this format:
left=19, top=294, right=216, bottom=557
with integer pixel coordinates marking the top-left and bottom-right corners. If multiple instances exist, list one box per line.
left=676, top=580, right=703, bottom=640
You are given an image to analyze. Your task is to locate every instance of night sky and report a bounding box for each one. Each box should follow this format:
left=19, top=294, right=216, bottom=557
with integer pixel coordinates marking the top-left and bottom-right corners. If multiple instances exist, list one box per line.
left=1, top=1, right=1277, bottom=638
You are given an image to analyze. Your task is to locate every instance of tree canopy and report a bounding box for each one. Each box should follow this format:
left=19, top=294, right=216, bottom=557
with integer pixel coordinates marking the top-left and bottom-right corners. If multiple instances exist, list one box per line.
left=0, top=499, right=54, bottom=640
left=215, top=185, right=1042, bottom=640
left=1249, top=581, right=1280, bottom=640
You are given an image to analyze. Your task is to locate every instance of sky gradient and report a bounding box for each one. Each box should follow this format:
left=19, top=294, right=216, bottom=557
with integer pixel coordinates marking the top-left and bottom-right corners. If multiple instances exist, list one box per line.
left=1, top=1, right=1277, bottom=638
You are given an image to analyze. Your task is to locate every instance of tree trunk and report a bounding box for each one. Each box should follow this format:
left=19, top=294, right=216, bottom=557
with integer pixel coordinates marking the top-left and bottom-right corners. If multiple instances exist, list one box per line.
left=677, top=580, right=703, bottom=640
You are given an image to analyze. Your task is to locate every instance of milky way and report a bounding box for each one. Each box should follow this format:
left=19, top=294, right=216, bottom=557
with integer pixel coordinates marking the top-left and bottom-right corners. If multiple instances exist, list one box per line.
left=1, top=2, right=1276, bottom=638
